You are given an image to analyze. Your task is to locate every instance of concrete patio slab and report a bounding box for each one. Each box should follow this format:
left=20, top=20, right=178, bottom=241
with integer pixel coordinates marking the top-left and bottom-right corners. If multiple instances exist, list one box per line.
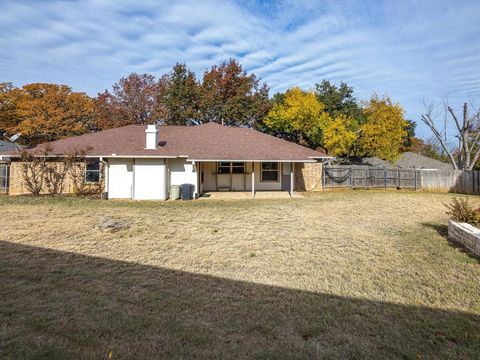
left=198, top=191, right=304, bottom=199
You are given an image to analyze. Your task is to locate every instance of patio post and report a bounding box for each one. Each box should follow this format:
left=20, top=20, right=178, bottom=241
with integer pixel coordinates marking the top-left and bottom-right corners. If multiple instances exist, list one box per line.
left=251, top=162, right=255, bottom=198
left=290, top=162, right=294, bottom=196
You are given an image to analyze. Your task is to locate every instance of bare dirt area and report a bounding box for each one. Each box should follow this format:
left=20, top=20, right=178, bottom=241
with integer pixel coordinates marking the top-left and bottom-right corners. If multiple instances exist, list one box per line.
left=1, top=191, right=479, bottom=359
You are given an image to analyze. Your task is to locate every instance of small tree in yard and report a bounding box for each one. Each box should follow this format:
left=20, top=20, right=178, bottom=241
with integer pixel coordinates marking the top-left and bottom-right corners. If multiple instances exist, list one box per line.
left=67, top=147, right=103, bottom=196
left=422, top=102, right=480, bottom=170
left=19, top=146, right=51, bottom=196
left=44, top=161, right=71, bottom=195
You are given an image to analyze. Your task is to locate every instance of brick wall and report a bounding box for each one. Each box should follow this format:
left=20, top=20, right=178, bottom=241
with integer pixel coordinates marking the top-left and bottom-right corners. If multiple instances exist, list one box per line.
left=295, top=162, right=323, bottom=191
left=9, top=160, right=104, bottom=195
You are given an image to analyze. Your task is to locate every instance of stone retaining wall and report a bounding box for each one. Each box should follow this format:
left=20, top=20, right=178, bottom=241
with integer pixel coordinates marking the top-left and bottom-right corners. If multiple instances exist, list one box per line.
left=448, top=220, right=480, bottom=256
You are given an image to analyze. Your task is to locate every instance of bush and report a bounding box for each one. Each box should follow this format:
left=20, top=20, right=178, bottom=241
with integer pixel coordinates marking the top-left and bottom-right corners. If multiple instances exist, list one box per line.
left=445, top=197, right=480, bottom=224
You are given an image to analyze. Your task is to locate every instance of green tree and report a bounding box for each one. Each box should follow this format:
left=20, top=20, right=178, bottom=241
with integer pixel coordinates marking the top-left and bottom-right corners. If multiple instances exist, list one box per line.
left=400, top=119, right=416, bottom=151
left=315, top=80, right=366, bottom=125
left=263, top=87, right=329, bottom=148
left=358, top=95, right=408, bottom=161
left=199, top=59, right=270, bottom=126
left=160, top=63, right=200, bottom=125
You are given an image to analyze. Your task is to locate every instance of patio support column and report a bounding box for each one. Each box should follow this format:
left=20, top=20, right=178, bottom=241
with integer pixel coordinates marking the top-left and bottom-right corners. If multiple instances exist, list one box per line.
left=251, top=162, right=255, bottom=198
left=101, top=157, right=109, bottom=197
left=290, top=162, right=294, bottom=196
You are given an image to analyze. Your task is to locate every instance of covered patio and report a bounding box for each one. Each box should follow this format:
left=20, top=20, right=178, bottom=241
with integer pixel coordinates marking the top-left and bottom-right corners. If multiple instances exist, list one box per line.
left=196, top=161, right=298, bottom=198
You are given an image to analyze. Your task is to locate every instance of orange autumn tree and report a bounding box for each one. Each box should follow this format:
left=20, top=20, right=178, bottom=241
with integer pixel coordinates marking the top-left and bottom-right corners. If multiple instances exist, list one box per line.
left=9, top=83, right=95, bottom=145
left=0, top=82, right=20, bottom=135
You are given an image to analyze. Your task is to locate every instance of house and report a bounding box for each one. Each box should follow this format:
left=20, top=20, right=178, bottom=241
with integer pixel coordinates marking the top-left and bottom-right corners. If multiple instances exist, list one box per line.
left=395, top=152, right=453, bottom=170
left=0, top=139, right=22, bottom=193
left=1, top=123, right=330, bottom=199
left=332, top=152, right=453, bottom=170
left=0, top=139, right=22, bottom=155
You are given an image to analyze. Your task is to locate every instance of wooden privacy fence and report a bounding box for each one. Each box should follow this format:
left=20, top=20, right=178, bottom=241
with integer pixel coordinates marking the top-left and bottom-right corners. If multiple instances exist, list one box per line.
left=0, top=164, right=8, bottom=194
left=420, top=169, right=480, bottom=195
left=323, top=166, right=420, bottom=190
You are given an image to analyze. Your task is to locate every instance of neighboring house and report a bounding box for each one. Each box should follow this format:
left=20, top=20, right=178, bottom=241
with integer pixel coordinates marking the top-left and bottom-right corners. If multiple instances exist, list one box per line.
left=395, top=152, right=453, bottom=170
left=333, top=156, right=392, bottom=168
left=333, top=152, right=453, bottom=170
left=0, top=139, right=22, bottom=156
left=1, top=123, right=330, bottom=199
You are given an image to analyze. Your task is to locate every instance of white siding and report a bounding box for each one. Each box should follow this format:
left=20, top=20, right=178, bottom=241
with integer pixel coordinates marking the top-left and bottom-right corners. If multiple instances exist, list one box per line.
left=168, top=158, right=198, bottom=196
left=254, top=162, right=281, bottom=191
left=133, top=158, right=167, bottom=200
left=108, top=158, right=133, bottom=199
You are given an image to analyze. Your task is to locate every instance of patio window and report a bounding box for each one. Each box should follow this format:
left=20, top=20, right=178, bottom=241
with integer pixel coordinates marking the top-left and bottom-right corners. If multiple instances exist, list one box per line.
left=85, top=160, right=100, bottom=183
left=217, top=162, right=231, bottom=174
left=231, top=162, right=245, bottom=174
left=261, top=162, right=279, bottom=181
left=217, top=162, right=245, bottom=174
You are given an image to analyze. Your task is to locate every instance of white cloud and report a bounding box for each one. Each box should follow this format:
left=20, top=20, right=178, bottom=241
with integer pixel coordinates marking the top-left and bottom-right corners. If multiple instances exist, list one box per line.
left=0, top=0, right=479, bottom=138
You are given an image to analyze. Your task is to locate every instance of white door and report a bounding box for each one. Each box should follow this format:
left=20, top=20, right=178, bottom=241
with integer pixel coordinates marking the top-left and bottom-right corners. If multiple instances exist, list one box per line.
left=282, top=162, right=291, bottom=191
left=134, top=158, right=167, bottom=200
left=108, top=159, right=133, bottom=199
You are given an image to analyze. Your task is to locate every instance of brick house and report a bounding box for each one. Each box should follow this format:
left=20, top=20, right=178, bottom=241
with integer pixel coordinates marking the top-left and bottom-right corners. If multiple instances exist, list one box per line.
left=1, top=123, right=330, bottom=199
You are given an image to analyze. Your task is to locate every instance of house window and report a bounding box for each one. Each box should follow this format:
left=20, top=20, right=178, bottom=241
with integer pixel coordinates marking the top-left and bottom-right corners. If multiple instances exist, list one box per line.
left=217, top=162, right=245, bottom=174
left=261, top=162, right=279, bottom=181
left=217, top=162, right=231, bottom=174
left=85, top=160, right=100, bottom=183
left=231, top=162, right=245, bottom=174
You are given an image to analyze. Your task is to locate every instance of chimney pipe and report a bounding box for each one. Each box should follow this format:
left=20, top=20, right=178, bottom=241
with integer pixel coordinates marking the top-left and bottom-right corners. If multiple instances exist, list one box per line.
left=145, top=125, right=158, bottom=149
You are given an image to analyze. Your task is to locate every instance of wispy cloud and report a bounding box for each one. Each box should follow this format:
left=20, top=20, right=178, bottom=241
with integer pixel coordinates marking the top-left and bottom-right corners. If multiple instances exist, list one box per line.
left=0, top=0, right=479, bottom=138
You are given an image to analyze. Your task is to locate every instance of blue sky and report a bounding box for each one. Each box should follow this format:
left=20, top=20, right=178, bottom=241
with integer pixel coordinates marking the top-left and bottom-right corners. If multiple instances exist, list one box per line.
left=1, top=0, right=479, bottom=141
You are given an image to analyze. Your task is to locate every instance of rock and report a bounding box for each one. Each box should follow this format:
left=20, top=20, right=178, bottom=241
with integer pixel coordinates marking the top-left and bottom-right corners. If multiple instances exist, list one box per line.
left=96, top=217, right=130, bottom=233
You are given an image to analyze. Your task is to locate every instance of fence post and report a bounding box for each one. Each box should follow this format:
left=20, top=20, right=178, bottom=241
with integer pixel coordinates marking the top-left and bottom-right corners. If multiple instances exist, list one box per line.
left=350, top=166, right=353, bottom=189
left=322, top=166, right=325, bottom=190
left=384, top=169, right=387, bottom=189
left=414, top=170, right=417, bottom=191
left=3, top=165, right=7, bottom=194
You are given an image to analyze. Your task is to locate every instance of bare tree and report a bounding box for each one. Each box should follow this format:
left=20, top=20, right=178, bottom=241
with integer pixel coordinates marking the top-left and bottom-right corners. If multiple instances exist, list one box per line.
left=19, top=145, right=51, bottom=196
left=67, top=147, right=103, bottom=196
left=421, top=101, right=480, bottom=170
left=44, top=161, right=71, bottom=195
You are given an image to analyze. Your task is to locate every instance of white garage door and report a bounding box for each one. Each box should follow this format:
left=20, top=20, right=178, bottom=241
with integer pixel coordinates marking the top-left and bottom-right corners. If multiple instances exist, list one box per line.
left=108, top=159, right=133, bottom=199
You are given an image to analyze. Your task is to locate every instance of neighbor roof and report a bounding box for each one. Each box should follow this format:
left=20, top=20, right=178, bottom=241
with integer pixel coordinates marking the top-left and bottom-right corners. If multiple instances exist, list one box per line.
left=395, top=152, right=453, bottom=170
left=0, top=140, right=22, bottom=155
left=7, top=123, right=329, bottom=161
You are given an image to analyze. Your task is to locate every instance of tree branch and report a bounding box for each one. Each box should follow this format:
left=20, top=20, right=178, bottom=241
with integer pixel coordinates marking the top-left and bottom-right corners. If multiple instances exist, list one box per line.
left=420, top=112, right=458, bottom=170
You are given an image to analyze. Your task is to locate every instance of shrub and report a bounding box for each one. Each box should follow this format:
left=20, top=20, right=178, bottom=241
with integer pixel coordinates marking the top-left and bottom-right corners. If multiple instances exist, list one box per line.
left=445, top=197, right=480, bottom=224
left=19, top=147, right=50, bottom=196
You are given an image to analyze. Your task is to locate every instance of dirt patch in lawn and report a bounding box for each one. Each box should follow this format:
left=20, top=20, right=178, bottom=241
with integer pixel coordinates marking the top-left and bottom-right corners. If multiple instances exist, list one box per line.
left=1, top=191, right=479, bottom=359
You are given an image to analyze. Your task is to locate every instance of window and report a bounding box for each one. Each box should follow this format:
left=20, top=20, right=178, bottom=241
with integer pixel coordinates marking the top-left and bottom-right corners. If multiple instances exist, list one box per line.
left=85, top=160, right=100, bottom=183
left=261, top=162, right=279, bottom=181
left=231, top=162, right=245, bottom=174
left=217, top=162, right=245, bottom=174
left=217, top=162, right=231, bottom=174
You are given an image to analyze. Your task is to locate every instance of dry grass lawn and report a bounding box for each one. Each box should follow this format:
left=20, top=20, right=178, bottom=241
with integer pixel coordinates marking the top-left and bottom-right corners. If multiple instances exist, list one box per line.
left=1, top=191, right=480, bottom=359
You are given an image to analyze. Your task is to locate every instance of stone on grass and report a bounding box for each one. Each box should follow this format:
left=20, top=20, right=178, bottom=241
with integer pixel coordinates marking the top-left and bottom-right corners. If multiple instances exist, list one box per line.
left=96, top=217, right=130, bottom=233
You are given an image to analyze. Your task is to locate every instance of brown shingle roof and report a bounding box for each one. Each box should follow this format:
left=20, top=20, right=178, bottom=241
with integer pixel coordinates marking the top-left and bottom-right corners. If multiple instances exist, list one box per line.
left=9, top=123, right=329, bottom=161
